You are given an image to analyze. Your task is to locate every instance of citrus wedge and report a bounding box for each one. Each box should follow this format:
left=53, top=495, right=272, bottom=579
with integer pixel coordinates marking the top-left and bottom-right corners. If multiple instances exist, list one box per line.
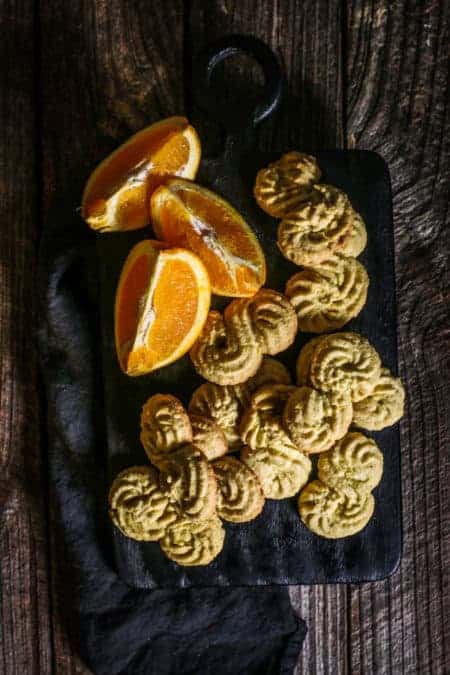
left=82, top=117, right=201, bottom=232
left=115, top=240, right=210, bottom=376
left=150, top=179, right=266, bottom=297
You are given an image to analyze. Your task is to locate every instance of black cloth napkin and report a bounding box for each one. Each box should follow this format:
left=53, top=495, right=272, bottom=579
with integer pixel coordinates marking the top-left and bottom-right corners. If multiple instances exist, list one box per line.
left=38, top=188, right=306, bottom=675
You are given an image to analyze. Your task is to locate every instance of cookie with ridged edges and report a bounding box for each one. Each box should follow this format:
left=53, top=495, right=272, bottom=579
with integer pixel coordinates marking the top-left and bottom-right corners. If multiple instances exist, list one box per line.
left=285, top=254, right=369, bottom=333
left=241, top=289, right=298, bottom=355
left=160, top=516, right=225, bottom=566
left=298, top=480, right=374, bottom=539
left=109, top=466, right=177, bottom=542
left=190, top=291, right=297, bottom=385
left=158, top=444, right=217, bottom=521
left=241, top=441, right=311, bottom=500
left=353, top=368, right=405, bottom=430
left=278, top=184, right=354, bottom=266
left=296, top=332, right=381, bottom=402
left=190, top=308, right=261, bottom=386
left=317, top=431, right=384, bottom=498
left=254, top=152, right=321, bottom=217
left=240, top=384, right=298, bottom=450
left=188, top=358, right=291, bottom=450
left=212, top=456, right=265, bottom=523
left=140, top=393, right=192, bottom=464
left=341, top=210, right=367, bottom=258
left=240, top=385, right=311, bottom=499
left=189, top=414, right=228, bottom=460
left=283, top=386, right=353, bottom=454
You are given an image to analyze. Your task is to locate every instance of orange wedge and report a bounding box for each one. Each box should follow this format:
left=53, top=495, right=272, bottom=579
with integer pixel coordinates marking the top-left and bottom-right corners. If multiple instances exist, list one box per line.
left=115, top=240, right=210, bottom=376
left=82, top=117, right=201, bottom=232
left=150, top=179, right=266, bottom=297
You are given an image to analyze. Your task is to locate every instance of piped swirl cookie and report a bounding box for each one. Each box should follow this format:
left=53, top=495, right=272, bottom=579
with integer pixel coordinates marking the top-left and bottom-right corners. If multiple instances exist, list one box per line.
left=158, top=444, right=217, bottom=521
left=296, top=332, right=382, bottom=402
left=109, top=466, right=177, bottom=541
left=298, top=480, right=375, bottom=539
left=317, top=432, right=384, bottom=498
left=188, top=358, right=291, bottom=449
left=240, top=385, right=312, bottom=499
left=140, top=393, right=192, bottom=464
left=340, top=211, right=367, bottom=257
left=160, top=516, right=225, bottom=566
left=190, top=290, right=297, bottom=385
left=352, top=368, right=405, bottom=430
left=189, top=414, right=228, bottom=460
left=277, top=184, right=354, bottom=266
left=283, top=386, right=353, bottom=454
left=212, top=456, right=265, bottom=523
left=285, top=254, right=369, bottom=333
left=254, top=152, right=321, bottom=217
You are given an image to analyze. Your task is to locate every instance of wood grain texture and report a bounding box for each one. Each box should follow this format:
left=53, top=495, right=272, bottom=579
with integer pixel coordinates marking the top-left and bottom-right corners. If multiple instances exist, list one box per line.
left=0, top=1, right=52, bottom=674
left=38, top=1, right=184, bottom=672
left=1, top=0, right=449, bottom=672
left=189, top=0, right=344, bottom=153
left=346, top=1, right=450, bottom=674
left=188, top=2, right=347, bottom=672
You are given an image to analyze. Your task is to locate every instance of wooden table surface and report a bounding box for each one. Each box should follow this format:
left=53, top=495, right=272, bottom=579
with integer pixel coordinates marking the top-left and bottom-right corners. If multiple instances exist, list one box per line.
left=1, top=1, right=449, bottom=673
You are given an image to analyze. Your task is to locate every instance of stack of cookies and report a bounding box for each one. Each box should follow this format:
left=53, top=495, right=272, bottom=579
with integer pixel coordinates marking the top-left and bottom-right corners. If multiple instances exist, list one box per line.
left=109, top=358, right=293, bottom=566
left=108, top=152, right=405, bottom=565
left=255, top=152, right=369, bottom=333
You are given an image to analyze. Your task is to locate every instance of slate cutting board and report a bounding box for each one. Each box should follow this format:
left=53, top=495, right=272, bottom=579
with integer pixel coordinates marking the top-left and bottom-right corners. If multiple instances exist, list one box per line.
left=97, top=37, right=401, bottom=589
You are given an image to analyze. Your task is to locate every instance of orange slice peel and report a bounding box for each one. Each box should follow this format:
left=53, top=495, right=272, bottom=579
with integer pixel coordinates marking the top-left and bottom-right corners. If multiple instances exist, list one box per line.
left=82, top=117, right=201, bottom=232
left=150, top=178, right=266, bottom=297
left=115, top=239, right=211, bottom=376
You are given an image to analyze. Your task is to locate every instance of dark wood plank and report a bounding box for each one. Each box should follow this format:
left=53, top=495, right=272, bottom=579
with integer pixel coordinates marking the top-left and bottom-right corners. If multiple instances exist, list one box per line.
left=188, top=2, right=347, bottom=672
left=346, top=1, right=450, bottom=673
left=38, top=1, right=185, bottom=672
left=0, top=1, right=53, bottom=673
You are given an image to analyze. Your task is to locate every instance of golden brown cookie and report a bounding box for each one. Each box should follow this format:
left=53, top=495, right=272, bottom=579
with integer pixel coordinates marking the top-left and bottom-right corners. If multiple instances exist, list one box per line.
left=189, top=382, right=244, bottom=449
left=240, top=384, right=298, bottom=449
left=212, top=456, right=265, bottom=523
left=282, top=386, right=353, bottom=454
left=108, top=466, right=177, bottom=541
left=140, top=394, right=192, bottom=464
left=296, top=332, right=382, bottom=402
left=352, top=368, right=405, bottom=430
left=160, top=516, right=225, bottom=566
left=341, top=210, right=367, bottom=257
left=188, top=358, right=292, bottom=450
left=285, top=255, right=369, bottom=333
left=317, top=432, right=384, bottom=497
left=277, top=184, right=354, bottom=266
left=298, top=480, right=375, bottom=539
left=190, top=309, right=261, bottom=385
left=241, top=289, right=298, bottom=355
left=158, top=444, right=217, bottom=520
left=189, top=414, right=228, bottom=460
left=241, top=442, right=311, bottom=500
left=254, top=152, right=321, bottom=217
left=240, top=385, right=312, bottom=499
left=190, top=291, right=297, bottom=385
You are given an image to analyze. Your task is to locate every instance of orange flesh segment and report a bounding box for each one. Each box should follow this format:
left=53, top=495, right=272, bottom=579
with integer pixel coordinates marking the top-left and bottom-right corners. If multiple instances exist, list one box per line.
left=143, top=259, right=198, bottom=367
left=147, top=133, right=191, bottom=194
left=152, top=183, right=265, bottom=296
left=86, top=122, right=187, bottom=206
left=116, top=253, right=151, bottom=368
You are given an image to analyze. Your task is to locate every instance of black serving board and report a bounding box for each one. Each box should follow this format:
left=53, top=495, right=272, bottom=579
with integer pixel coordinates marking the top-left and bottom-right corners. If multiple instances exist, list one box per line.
left=97, top=37, right=401, bottom=589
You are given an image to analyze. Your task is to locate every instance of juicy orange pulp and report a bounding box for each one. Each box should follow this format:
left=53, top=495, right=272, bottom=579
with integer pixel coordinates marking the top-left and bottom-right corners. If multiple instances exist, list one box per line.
left=115, top=240, right=210, bottom=376
left=151, top=179, right=266, bottom=297
left=82, top=117, right=201, bottom=232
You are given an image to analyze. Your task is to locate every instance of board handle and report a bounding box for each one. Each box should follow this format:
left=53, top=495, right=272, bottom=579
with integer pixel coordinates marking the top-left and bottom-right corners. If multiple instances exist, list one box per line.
left=192, top=34, right=283, bottom=147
